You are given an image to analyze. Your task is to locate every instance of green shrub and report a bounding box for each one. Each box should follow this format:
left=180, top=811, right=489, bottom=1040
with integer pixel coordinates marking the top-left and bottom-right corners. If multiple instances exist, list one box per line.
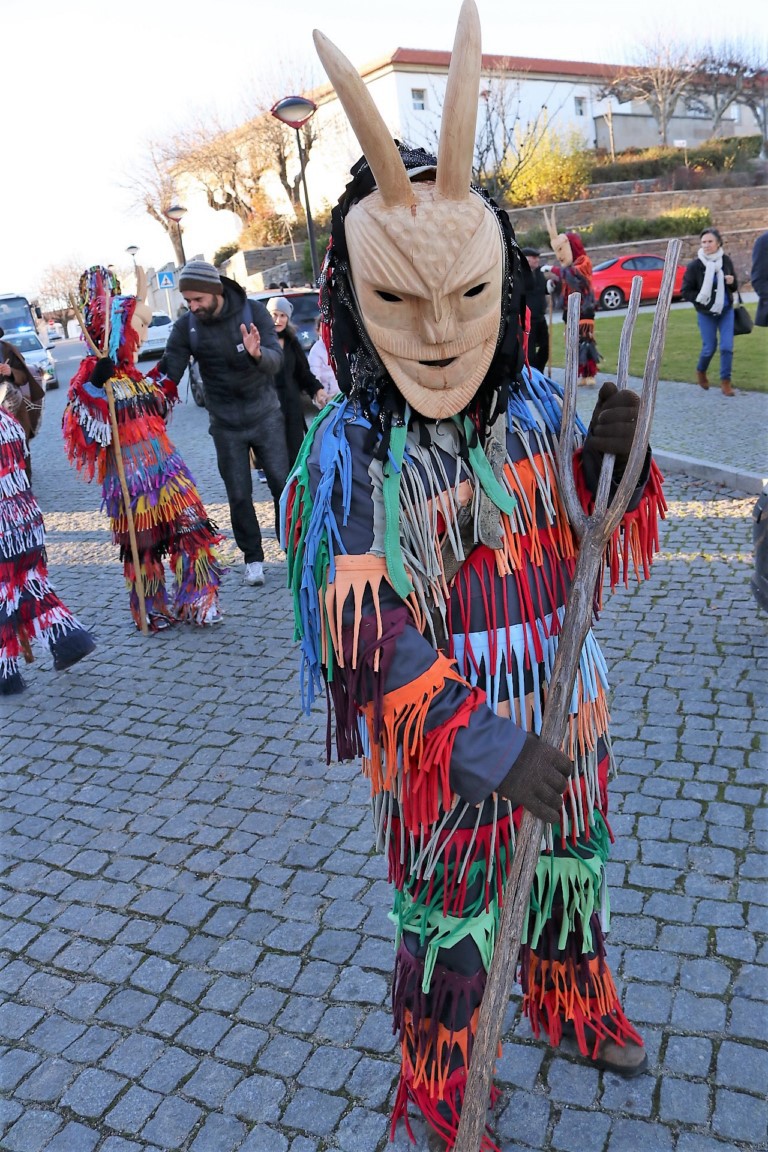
left=591, top=136, right=762, bottom=183
left=213, top=243, right=239, bottom=267
left=517, top=207, right=712, bottom=252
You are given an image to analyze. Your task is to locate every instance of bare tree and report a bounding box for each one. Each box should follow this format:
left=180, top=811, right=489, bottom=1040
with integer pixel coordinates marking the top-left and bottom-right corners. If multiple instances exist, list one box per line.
left=36, top=258, right=87, bottom=326
left=684, top=41, right=746, bottom=136
left=416, top=69, right=572, bottom=202
left=123, top=143, right=187, bottom=266
left=602, top=37, right=695, bottom=146
left=162, top=115, right=259, bottom=226
left=733, top=46, right=768, bottom=159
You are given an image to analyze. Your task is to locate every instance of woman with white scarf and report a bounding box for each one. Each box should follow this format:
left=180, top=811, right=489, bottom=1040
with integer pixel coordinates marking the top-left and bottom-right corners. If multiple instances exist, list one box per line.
left=682, top=227, right=738, bottom=396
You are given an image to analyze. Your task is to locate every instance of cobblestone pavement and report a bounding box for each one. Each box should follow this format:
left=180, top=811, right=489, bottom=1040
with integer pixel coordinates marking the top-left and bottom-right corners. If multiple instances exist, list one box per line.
left=1, top=373, right=766, bottom=1152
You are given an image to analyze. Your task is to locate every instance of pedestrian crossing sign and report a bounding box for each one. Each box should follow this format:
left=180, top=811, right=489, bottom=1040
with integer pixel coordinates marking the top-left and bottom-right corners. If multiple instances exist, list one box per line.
left=158, top=270, right=176, bottom=289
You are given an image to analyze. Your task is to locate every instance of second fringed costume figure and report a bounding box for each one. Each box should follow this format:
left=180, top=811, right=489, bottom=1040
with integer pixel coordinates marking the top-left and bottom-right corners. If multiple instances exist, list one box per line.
left=545, top=209, right=601, bottom=385
left=63, top=267, right=225, bottom=632
left=282, top=4, right=667, bottom=1150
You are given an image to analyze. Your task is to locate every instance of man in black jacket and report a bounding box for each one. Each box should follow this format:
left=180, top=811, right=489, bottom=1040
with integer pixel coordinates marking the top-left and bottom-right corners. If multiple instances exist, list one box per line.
left=158, top=261, right=287, bottom=587
left=521, top=247, right=550, bottom=373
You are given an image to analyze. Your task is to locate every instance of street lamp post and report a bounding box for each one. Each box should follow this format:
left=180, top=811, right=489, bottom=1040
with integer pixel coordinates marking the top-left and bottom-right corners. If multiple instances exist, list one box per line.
left=270, top=96, right=320, bottom=284
left=164, top=204, right=187, bottom=267
left=126, top=245, right=139, bottom=269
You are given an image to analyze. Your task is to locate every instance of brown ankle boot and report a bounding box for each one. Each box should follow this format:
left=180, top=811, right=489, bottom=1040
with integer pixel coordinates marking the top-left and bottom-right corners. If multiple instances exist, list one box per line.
left=696, top=370, right=710, bottom=390
left=721, top=379, right=734, bottom=396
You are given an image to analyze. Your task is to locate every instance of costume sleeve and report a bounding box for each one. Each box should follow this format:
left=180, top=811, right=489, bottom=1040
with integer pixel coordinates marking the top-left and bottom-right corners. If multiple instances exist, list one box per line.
left=156, top=317, right=192, bottom=385
left=284, top=411, right=525, bottom=825
left=248, top=300, right=282, bottom=376
left=61, top=356, right=113, bottom=479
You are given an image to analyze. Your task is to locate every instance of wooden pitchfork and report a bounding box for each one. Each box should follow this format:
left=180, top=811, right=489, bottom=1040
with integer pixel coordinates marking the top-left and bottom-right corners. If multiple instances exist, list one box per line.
left=69, top=293, right=150, bottom=636
left=454, top=238, right=682, bottom=1152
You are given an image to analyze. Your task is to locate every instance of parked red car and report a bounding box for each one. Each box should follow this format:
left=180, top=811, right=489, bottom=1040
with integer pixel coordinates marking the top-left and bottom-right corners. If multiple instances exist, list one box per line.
left=591, top=254, right=686, bottom=311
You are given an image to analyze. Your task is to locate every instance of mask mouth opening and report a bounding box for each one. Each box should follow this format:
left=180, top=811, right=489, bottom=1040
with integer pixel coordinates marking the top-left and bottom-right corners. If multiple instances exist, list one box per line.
left=418, top=356, right=457, bottom=368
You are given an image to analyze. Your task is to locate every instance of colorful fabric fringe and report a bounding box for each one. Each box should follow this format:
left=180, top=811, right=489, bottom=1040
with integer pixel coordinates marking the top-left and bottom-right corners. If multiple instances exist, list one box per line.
left=63, top=359, right=225, bottom=630
left=0, top=409, right=95, bottom=692
left=282, top=369, right=663, bottom=1147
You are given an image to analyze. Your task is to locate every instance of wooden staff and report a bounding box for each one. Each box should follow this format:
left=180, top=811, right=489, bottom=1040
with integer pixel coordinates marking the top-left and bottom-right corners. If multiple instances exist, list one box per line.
left=454, top=239, right=682, bottom=1152
left=70, top=294, right=150, bottom=636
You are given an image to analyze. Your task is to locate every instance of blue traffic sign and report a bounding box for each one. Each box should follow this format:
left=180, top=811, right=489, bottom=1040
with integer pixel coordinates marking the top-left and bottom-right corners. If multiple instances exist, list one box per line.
left=158, top=270, right=176, bottom=289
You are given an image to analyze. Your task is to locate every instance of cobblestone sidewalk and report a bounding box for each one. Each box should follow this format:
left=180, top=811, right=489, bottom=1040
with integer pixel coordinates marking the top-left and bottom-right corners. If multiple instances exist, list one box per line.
left=1, top=388, right=765, bottom=1152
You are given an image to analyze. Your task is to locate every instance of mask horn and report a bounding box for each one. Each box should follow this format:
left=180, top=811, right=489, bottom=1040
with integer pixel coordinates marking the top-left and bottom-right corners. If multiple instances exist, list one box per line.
left=436, top=0, right=481, bottom=201
left=543, top=207, right=558, bottom=244
left=135, top=265, right=148, bottom=303
left=313, top=30, right=415, bottom=208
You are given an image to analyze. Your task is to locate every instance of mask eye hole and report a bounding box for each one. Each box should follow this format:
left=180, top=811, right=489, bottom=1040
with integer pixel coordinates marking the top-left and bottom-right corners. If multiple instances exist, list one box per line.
left=376, top=290, right=403, bottom=303
left=464, top=283, right=487, bottom=298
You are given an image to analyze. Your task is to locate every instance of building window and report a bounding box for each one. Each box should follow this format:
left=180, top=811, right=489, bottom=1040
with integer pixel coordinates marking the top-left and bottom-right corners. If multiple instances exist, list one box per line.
left=574, top=96, right=586, bottom=117
left=411, top=88, right=427, bottom=111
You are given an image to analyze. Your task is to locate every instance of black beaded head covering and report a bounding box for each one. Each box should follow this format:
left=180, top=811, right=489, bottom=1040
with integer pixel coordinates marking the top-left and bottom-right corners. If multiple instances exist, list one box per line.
left=318, top=144, right=531, bottom=455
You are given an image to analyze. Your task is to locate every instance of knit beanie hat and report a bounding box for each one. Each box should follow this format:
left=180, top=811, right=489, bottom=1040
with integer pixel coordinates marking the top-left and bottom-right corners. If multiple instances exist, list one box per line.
left=267, top=296, right=294, bottom=319
left=179, top=260, right=223, bottom=296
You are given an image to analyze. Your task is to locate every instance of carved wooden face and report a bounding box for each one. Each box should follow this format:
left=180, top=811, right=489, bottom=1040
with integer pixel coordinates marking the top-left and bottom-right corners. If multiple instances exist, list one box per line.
left=346, top=184, right=504, bottom=418
left=130, top=302, right=152, bottom=361
left=552, top=233, right=573, bottom=268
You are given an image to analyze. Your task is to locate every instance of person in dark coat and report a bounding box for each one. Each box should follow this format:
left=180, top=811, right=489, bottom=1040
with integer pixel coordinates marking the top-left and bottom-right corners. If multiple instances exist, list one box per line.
left=751, top=231, right=768, bottom=328
left=521, top=247, right=550, bottom=372
left=266, top=297, right=328, bottom=464
left=681, top=227, right=738, bottom=396
left=156, top=260, right=287, bottom=588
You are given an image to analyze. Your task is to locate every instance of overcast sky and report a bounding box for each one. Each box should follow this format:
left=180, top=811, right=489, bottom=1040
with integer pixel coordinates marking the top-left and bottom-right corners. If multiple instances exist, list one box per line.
left=3, top=0, right=762, bottom=298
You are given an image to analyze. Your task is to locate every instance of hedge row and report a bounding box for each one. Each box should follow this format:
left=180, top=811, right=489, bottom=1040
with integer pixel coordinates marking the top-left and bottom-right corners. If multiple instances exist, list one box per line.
left=515, top=205, right=712, bottom=251
left=590, top=136, right=762, bottom=182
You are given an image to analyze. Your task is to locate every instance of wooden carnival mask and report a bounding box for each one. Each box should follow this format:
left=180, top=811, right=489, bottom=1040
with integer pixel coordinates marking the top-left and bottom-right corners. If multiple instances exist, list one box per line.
left=129, top=267, right=153, bottom=359
left=543, top=208, right=573, bottom=268
left=314, top=0, right=504, bottom=419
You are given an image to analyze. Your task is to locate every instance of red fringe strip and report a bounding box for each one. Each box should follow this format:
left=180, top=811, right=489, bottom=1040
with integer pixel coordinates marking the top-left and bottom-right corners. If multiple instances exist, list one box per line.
left=387, top=815, right=514, bottom=918
left=574, top=452, right=667, bottom=604
left=391, top=1065, right=501, bottom=1151
left=521, top=949, right=644, bottom=1058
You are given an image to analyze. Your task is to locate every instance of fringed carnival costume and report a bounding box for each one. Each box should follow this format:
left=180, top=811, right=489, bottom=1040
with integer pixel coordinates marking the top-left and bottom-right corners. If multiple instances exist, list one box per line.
left=0, top=406, right=95, bottom=695
left=62, top=267, right=225, bottom=632
left=282, top=4, right=667, bottom=1147
left=544, top=210, right=601, bottom=385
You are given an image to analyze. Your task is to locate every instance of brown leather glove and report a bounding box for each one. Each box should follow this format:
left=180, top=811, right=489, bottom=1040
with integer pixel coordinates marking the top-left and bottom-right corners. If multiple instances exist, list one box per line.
left=584, top=381, right=639, bottom=461
left=497, top=732, right=572, bottom=824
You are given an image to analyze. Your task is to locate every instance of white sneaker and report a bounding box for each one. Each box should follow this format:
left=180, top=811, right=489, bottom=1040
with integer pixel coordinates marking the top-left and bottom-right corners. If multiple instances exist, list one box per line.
left=244, top=561, right=264, bottom=586
left=201, top=603, right=223, bottom=626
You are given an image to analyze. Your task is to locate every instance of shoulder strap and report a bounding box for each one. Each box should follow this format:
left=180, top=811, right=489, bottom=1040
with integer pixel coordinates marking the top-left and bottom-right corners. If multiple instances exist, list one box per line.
left=186, top=310, right=198, bottom=357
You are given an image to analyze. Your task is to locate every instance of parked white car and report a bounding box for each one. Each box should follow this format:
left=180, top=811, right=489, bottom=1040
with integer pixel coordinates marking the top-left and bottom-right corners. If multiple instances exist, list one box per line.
left=138, top=312, right=173, bottom=359
left=3, top=331, right=58, bottom=390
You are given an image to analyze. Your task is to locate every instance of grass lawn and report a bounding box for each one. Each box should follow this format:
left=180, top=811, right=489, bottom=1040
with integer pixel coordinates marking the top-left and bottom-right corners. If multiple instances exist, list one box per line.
left=547, top=302, right=767, bottom=393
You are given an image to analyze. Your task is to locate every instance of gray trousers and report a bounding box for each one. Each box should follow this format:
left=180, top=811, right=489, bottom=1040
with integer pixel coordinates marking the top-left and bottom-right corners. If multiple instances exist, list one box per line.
left=210, top=409, right=289, bottom=563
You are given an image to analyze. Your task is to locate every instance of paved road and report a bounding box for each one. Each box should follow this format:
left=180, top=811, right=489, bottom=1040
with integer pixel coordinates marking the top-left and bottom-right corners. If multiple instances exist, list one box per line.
left=1, top=371, right=766, bottom=1152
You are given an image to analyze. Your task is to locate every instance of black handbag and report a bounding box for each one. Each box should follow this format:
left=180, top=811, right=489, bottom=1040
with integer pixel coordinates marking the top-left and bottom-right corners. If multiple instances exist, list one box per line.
left=733, top=293, right=753, bottom=336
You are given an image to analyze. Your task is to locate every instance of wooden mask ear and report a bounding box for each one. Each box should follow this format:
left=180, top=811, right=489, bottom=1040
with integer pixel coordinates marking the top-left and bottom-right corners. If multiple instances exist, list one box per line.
left=313, top=29, right=415, bottom=208
left=436, top=0, right=481, bottom=202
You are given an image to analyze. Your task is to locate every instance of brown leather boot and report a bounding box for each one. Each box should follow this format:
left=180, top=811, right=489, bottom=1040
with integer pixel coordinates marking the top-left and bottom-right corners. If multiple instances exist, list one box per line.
left=721, top=379, right=734, bottom=396
left=696, top=370, right=710, bottom=390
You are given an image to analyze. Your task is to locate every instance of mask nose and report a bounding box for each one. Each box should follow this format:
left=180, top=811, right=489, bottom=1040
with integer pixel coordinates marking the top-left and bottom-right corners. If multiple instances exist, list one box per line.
left=419, top=293, right=457, bottom=345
